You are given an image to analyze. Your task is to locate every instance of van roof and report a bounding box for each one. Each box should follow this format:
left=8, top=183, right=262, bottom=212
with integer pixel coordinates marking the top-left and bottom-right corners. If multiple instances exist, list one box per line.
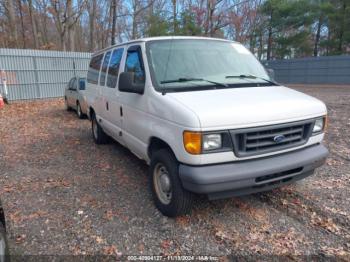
left=92, top=36, right=236, bottom=56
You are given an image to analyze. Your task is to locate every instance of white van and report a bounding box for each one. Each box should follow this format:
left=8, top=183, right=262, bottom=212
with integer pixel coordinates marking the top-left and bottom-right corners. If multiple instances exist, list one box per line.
left=85, top=36, right=328, bottom=217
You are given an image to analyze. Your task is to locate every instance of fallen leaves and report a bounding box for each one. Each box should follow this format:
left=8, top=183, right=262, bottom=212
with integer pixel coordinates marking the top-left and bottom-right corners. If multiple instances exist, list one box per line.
left=231, top=198, right=268, bottom=223
left=103, top=245, right=122, bottom=257
left=9, top=210, right=48, bottom=225
left=94, top=235, right=104, bottom=244
left=15, top=234, right=26, bottom=244
left=104, top=209, right=114, bottom=221
left=161, top=239, right=172, bottom=250
left=311, top=214, right=340, bottom=234
left=175, top=216, right=190, bottom=227
left=321, top=246, right=350, bottom=258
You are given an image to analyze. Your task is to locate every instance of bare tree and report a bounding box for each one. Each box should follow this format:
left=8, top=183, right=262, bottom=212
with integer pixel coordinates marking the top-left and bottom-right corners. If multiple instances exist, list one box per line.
left=49, top=0, right=85, bottom=51
left=87, top=0, right=96, bottom=51
left=111, top=0, right=117, bottom=45
left=28, top=0, right=39, bottom=49
left=172, top=0, right=177, bottom=34
left=18, top=0, right=26, bottom=48
left=4, top=0, right=18, bottom=46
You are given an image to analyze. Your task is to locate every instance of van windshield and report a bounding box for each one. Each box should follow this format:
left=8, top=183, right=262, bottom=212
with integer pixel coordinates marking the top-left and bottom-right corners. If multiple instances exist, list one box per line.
left=146, top=39, right=272, bottom=92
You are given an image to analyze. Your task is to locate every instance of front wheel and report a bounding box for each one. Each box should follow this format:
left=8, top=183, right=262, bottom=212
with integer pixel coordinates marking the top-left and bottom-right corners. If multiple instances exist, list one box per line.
left=149, top=149, right=194, bottom=217
left=91, top=113, right=108, bottom=144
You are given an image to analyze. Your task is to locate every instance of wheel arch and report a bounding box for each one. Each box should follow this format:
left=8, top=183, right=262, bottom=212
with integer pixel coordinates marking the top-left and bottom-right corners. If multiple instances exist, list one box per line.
left=148, top=137, right=177, bottom=161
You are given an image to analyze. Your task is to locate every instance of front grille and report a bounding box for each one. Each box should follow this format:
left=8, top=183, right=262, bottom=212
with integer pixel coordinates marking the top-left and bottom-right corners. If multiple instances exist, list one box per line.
left=231, top=120, right=313, bottom=157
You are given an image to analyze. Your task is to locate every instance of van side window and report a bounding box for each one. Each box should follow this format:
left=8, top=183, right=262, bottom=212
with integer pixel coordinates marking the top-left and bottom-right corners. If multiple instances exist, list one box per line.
left=99, top=51, right=111, bottom=86
left=125, top=47, right=145, bottom=84
left=106, top=48, right=123, bottom=88
left=87, top=54, right=104, bottom=85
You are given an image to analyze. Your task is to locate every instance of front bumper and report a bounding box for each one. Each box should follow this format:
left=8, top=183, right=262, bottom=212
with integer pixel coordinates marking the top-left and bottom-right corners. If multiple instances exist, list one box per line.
left=179, top=144, right=328, bottom=200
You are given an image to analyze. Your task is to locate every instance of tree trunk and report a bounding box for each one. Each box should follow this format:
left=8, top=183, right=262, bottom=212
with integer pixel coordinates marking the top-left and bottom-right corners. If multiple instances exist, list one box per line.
left=266, top=10, right=273, bottom=60
left=88, top=0, right=96, bottom=51
left=207, top=1, right=215, bottom=37
left=111, top=0, right=117, bottom=45
left=313, top=16, right=323, bottom=57
left=18, top=0, right=26, bottom=48
left=67, top=0, right=74, bottom=51
left=6, top=0, right=18, bottom=46
left=132, top=1, right=138, bottom=39
left=172, top=0, right=177, bottom=34
left=337, top=2, right=346, bottom=53
left=28, top=0, right=39, bottom=49
left=258, top=31, right=263, bottom=60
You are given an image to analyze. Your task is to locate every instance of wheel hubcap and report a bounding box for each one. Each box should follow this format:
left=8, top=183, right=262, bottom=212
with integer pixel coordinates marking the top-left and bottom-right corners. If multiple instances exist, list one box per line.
left=154, top=163, right=172, bottom=205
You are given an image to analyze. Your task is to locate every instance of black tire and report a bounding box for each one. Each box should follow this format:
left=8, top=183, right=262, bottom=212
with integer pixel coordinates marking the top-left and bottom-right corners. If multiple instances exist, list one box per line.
left=149, top=149, right=194, bottom=217
left=91, top=112, right=108, bottom=144
left=76, top=102, right=84, bottom=119
left=0, top=222, right=9, bottom=262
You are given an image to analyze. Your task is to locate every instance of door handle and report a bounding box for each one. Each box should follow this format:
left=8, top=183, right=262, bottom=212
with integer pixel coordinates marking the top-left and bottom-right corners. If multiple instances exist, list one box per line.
left=106, top=101, right=109, bottom=110
left=120, top=106, right=123, bottom=116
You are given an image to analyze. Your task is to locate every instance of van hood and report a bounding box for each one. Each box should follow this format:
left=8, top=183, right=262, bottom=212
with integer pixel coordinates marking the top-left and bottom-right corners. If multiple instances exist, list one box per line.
left=167, top=85, right=327, bottom=129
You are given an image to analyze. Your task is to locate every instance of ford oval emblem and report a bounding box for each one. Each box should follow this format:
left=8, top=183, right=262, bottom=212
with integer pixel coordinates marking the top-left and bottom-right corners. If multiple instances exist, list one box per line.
left=273, top=134, right=285, bottom=143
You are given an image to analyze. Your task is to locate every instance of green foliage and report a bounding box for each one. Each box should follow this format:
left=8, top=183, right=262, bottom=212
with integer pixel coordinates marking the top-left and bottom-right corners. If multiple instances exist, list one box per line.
left=258, top=0, right=350, bottom=59
left=146, top=13, right=170, bottom=37
left=177, top=11, right=202, bottom=36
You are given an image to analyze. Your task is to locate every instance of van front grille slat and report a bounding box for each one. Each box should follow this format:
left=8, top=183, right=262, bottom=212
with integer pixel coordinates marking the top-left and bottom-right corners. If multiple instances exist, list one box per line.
left=231, top=120, right=314, bottom=157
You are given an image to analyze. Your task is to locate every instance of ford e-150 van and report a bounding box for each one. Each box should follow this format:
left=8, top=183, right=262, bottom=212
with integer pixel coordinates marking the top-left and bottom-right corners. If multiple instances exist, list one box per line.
left=85, top=36, right=328, bottom=217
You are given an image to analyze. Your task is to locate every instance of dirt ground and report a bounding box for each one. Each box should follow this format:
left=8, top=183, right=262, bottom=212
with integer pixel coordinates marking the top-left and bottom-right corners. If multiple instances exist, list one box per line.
left=0, top=85, right=349, bottom=260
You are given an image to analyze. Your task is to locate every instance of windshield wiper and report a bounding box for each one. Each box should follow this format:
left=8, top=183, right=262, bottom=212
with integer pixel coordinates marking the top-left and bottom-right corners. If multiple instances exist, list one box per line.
left=225, top=74, right=277, bottom=86
left=160, top=77, right=228, bottom=88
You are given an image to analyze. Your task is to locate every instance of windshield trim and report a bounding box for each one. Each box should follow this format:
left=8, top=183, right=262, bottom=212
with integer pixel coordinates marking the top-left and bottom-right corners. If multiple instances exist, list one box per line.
left=145, top=39, right=271, bottom=93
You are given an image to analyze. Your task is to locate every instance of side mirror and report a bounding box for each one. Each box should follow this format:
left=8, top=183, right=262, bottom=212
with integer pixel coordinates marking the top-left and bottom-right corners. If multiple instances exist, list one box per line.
left=266, top=68, right=275, bottom=80
left=119, top=72, right=144, bottom=94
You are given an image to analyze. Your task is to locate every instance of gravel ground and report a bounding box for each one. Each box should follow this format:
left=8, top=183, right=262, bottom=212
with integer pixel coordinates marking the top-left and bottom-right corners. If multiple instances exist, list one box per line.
left=0, top=85, right=349, bottom=260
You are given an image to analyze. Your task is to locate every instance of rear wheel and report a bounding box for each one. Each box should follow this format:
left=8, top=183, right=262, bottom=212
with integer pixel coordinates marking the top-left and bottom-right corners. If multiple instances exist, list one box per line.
left=150, top=149, right=194, bottom=217
left=91, top=113, right=108, bottom=144
left=76, top=102, right=83, bottom=119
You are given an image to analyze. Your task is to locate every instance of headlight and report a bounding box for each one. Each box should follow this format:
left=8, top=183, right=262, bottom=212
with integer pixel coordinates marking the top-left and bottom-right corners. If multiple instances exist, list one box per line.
left=183, top=131, right=231, bottom=154
left=203, top=134, right=222, bottom=151
left=312, top=116, right=327, bottom=134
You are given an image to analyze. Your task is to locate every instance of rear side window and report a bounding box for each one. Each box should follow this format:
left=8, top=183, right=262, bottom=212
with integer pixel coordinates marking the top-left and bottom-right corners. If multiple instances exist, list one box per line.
left=87, top=54, right=104, bottom=85
left=106, top=48, right=123, bottom=88
left=99, top=51, right=111, bottom=86
left=68, top=78, right=75, bottom=89
left=70, top=78, right=77, bottom=90
left=125, top=47, right=145, bottom=84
